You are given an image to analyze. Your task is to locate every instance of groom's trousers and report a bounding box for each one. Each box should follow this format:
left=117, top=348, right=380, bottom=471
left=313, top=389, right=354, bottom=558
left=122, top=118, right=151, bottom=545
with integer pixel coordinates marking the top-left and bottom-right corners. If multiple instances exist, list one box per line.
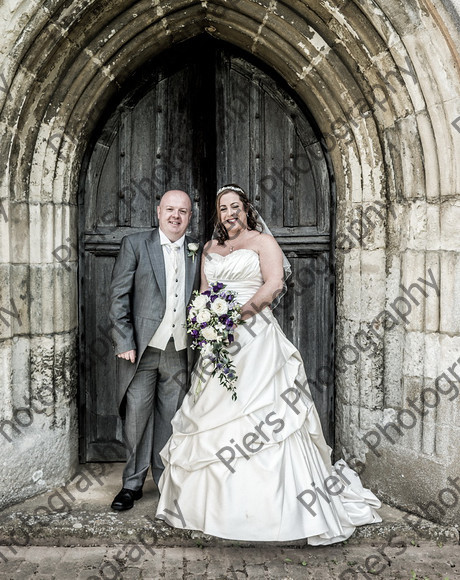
left=122, top=340, right=188, bottom=490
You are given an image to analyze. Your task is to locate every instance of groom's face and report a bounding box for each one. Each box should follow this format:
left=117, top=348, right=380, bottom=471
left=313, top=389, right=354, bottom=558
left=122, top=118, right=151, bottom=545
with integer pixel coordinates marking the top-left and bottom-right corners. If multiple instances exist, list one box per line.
left=157, top=190, right=192, bottom=241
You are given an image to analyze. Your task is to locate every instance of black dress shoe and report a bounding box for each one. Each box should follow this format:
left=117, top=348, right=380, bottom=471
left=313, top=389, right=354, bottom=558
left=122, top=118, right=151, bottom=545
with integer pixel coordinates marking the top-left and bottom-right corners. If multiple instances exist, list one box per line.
left=111, top=488, right=143, bottom=511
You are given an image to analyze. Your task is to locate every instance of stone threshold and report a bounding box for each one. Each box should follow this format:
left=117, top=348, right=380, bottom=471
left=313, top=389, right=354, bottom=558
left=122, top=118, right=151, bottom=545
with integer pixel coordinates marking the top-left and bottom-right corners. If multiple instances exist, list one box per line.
left=0, top=463, right=458, bottom=548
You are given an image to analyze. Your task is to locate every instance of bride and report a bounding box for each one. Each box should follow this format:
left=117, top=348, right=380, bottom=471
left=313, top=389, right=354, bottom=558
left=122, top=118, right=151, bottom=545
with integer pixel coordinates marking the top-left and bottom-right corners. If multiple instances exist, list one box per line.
left=155, top=184, right=381, bottom=544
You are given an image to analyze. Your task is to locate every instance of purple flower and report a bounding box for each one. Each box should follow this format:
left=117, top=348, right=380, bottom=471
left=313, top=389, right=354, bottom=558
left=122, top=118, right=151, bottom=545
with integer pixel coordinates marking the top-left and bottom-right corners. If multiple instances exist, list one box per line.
left=228, top=334, right=234, bottom=343
left=226, top=318, right=233, bottom=327
left=226, top=294, right=233, bottom=302
left=192, top=316, right=197, bottom=323
left=203, top=290, right=211, bottom=296
left=216, top=362, right=223, bottom=369
left=210, top=294, right=218, bottom=302
left=200, top=322, right=208, bottom=328
left=191, top=330, right=199, bottom=337
left=213, top=282, right=224, bottom=292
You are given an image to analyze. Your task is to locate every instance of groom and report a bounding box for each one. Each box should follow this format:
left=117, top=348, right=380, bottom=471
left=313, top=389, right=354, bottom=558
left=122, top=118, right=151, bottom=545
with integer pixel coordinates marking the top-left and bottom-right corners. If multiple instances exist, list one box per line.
left=109, top=189, right=201, bottom=510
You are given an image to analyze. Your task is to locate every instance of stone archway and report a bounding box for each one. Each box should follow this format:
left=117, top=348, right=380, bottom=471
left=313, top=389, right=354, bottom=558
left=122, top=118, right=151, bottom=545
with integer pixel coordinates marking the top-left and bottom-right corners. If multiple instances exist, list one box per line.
left=1, top=0, right=459, bottom=525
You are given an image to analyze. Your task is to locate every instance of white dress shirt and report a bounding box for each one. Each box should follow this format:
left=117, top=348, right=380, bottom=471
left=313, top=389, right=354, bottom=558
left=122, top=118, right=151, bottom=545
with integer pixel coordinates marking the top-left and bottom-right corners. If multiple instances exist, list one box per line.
left=148, top=229, right=187, bottom=351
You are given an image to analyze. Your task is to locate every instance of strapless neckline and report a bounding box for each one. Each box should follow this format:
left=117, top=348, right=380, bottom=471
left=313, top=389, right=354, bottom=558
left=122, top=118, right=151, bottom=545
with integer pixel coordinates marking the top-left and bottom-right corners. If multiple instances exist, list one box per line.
left=206, top=248, right=259, bottom=260
left=204, top=247, right=263, bottom=305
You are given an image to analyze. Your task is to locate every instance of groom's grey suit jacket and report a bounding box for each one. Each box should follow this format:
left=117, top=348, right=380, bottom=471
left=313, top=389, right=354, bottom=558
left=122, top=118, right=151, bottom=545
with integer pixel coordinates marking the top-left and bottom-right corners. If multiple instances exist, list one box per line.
left=109, top=228, right=201, bottom=416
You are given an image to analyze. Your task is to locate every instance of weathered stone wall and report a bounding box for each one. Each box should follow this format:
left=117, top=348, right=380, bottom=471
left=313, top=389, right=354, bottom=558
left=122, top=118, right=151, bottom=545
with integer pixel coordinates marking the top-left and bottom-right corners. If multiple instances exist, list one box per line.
left=0, top=0, right=459, bottom=526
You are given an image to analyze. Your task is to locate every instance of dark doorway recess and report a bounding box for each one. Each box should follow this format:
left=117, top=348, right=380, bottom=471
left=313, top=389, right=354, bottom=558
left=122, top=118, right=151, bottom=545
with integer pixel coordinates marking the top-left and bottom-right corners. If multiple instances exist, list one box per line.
left=79, top=36, right=335, bottom=462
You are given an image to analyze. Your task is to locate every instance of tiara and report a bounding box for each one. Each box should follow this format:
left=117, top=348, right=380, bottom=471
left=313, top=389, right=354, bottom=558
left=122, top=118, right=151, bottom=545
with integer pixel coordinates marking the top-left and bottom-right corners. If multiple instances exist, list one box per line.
left=216, top=185, right=245, bottom=196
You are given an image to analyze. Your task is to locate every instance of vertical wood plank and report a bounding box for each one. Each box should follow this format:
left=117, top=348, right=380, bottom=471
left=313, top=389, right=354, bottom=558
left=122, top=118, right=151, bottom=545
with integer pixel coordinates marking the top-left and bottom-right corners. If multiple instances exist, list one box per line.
left=119, top=109, right=132, bottom=227
left=130, top=91, right=155, bottom=228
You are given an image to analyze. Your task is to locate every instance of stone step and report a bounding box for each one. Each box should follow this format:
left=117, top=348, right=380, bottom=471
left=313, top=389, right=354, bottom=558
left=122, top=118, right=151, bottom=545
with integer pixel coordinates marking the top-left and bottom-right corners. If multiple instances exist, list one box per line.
left=0, top=463, right=457, bottom=548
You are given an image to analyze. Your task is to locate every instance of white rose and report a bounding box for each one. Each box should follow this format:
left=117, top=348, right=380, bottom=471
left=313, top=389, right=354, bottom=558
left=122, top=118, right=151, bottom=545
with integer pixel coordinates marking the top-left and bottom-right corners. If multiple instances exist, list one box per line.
left=193, top=295, right=208, bottom=310
left=211, top=298, right=229, bottom=315
left=188, top=242, right=199, bottom=252
left=196, top=309, right=211, bottom=323
left=202, top=326, right=218, bottom=341
left=201, top=343, right=214, bottom=357
left=188, top=307, right=197, bottom=319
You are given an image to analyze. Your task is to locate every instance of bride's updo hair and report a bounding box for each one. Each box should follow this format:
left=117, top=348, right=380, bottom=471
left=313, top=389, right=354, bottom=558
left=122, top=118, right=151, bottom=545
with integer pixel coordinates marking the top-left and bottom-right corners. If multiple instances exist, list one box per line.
left=214, top=184, right=263, bottom=246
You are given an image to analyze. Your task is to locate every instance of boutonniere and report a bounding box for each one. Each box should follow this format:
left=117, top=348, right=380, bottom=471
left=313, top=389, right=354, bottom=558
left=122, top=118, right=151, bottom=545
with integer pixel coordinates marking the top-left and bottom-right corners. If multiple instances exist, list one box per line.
left=187, top=242, right=199, bottom=262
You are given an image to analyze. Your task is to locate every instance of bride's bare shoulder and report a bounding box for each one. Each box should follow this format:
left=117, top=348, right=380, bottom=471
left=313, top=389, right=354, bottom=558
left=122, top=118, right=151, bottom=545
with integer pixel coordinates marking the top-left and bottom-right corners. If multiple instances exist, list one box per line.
left=255, top=232, right=281, bottom=251
left=203, top=239, right=219, bottom=255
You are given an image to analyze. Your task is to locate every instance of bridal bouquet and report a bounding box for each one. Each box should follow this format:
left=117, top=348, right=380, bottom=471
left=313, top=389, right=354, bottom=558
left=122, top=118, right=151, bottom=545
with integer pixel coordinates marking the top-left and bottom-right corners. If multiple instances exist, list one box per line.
left=187, top=282, right=243, bottom=400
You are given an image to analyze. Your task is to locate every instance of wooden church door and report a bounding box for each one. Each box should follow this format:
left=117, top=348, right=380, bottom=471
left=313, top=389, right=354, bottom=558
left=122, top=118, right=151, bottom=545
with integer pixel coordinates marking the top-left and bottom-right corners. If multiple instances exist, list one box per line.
left=80, top=38, right=334, bottom=461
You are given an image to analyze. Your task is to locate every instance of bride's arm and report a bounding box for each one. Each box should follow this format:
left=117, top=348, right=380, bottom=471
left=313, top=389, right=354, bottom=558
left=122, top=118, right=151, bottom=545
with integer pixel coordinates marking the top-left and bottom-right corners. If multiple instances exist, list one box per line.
left=240, top=234, right=284, bottom=320
left=199, top=240, right=214, bottom=293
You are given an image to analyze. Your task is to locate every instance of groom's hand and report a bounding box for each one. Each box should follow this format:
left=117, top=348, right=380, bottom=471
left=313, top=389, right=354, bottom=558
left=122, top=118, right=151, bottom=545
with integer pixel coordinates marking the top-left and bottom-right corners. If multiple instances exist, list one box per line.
left=117, top=349, right=136, bottom=363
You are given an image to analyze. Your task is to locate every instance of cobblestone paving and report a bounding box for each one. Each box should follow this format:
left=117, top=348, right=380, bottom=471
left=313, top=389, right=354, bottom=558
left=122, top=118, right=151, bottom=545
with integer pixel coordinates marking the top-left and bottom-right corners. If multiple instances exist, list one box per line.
left=0, top=542, right=459, bottom=579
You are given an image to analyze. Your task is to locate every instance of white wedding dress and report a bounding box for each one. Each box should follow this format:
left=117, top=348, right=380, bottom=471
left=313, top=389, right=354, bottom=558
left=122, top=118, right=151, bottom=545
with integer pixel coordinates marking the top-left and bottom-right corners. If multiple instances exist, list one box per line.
left=156, top=249, right=381, bottom=544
